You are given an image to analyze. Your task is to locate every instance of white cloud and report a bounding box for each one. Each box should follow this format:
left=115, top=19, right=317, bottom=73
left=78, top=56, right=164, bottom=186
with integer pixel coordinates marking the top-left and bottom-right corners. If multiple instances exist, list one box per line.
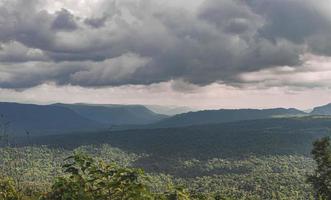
left=239, top=54, right=331, bottom=89
left=0, top=41, right=47, bottom=62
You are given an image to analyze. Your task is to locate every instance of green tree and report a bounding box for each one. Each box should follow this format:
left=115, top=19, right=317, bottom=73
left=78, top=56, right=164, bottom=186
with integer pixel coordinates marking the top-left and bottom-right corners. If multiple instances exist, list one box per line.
left=0, top=177, right=20, bottom=200
left=307, top=137, right=331, bottom=200
left=41, top=153, right=154, bottom=200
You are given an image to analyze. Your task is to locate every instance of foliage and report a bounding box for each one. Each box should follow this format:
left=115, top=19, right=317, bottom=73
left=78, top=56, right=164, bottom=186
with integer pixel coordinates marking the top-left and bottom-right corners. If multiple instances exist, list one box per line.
left=0, top=177, right=20, bottom=200
left=307, top=137, right=331, bottom=200
left=42, top=153, right=154, bottom=200
left=0, top=145, right=318, bottom=199
left=160, top=187, right=191, bottom=200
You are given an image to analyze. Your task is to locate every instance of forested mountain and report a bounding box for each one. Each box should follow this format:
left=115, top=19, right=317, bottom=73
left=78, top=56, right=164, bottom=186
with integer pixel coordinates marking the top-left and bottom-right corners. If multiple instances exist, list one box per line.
left=54, top=103, right=167, bottom=125
left=25, top=116, right=331, bottom=159
left=2, top=105, right=329, bottom=199
left=0, top=102, right=104, bottom=135
left=152, top=108, right=306, bottom=128
left=311, top=103, right=331, bottom=115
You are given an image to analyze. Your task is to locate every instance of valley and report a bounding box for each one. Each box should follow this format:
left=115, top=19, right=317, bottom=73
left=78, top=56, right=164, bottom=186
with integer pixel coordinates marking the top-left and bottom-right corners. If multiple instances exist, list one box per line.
left=2, top=102, right=331, bottom=199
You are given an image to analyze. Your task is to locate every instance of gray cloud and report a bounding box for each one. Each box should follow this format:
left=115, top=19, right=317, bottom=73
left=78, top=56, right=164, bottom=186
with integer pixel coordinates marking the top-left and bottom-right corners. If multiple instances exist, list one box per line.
left=0, top=41, right=48, bottom=62
left=0, top=0, right=331, bottom=90
left=84, top=16, right=108, bottom=28
left=51, top=9, right=78, bottom=31
left=199, top=0, right=263, bottom=35
left=250, top=0, right=331, bottom=42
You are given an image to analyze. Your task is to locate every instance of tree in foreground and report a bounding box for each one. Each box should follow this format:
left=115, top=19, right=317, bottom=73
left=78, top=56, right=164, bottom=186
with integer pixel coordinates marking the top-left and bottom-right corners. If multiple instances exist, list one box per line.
left=307, top=137, right=331, bottom=200
left=41, top=153, right=192, bottom=200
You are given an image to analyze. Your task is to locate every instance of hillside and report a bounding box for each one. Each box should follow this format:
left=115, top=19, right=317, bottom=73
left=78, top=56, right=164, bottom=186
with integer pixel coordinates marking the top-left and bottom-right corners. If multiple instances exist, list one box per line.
left=25, top=116, right=331, bottom=159
left=311, top=103, right=331, bottom=115
left=0, top=102, right=104, bottom=135
left=5, top=115, right=328, bottom=199
left=54, top=103, right=167, bottom=125
left=152, top=108, right=306, bottom=128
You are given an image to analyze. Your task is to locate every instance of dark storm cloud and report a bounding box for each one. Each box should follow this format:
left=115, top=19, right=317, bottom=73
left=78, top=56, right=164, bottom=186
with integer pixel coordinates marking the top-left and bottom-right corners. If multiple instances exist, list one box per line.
left=198, top=0, right=262, bottom=34
left=252, top=1, right=331, bottom=40
left=246, top=0, right=331, bottom=56
left=51, top=9, right=78, bottom=31
left=84, top=16, right=108, bottom=28
left=0, top=0, right=331, bottom=89
left=0, top=0, right=55, bottom=51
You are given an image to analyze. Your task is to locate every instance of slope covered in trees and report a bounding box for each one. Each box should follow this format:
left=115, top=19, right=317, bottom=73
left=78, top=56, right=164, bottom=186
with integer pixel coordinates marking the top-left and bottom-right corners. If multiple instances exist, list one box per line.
left=24, top=116, right=331, bottom=160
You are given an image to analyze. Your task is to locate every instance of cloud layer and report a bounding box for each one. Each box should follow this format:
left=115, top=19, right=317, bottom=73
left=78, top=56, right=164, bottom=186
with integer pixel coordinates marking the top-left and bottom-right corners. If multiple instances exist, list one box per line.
left=0, top=0, right=331, bottom=90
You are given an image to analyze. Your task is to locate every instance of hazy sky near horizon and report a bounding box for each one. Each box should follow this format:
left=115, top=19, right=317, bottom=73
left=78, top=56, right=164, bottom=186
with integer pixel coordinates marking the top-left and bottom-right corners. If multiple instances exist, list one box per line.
left=1, top=0, right=331, bottom=109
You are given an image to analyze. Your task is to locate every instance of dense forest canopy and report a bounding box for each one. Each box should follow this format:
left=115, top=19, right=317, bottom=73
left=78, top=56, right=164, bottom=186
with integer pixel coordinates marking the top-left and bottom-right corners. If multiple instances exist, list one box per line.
left=0, top=145, right=317, bottom=199
left=1, top=103, right=331, bottom=199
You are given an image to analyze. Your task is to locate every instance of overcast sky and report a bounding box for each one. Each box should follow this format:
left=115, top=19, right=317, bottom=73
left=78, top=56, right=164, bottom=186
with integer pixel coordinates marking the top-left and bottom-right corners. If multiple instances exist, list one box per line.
left=1, top=0, right=331, bottom=110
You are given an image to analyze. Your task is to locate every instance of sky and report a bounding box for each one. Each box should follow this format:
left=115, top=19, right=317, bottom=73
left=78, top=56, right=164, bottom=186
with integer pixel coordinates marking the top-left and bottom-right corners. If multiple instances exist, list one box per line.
left=1, top=0, right=331, bottom=110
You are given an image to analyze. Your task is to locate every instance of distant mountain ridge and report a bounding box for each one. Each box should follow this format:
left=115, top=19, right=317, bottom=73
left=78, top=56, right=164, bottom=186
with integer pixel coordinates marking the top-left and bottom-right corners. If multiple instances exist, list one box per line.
left=54, top=103, right=167, bottom=125
left=0, top=101, right=320, bottom=135
left=311, top=103, right=331, bottom=115
left=0, top=102, right=103, bottom=135
left=152, top=108, right=306, bottom=128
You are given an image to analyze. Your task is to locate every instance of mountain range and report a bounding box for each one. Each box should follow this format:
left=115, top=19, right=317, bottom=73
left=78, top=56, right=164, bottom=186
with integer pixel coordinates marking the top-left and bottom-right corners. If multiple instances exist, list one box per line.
left=53, top=103, right=167, bottom=125
left=0, top=102, right=103, bottom=135
left=311, top=103, right=331, bottom=115
left=2, top=101, right=331, bottom=135
left=152, top=108, right=305, bottom=128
